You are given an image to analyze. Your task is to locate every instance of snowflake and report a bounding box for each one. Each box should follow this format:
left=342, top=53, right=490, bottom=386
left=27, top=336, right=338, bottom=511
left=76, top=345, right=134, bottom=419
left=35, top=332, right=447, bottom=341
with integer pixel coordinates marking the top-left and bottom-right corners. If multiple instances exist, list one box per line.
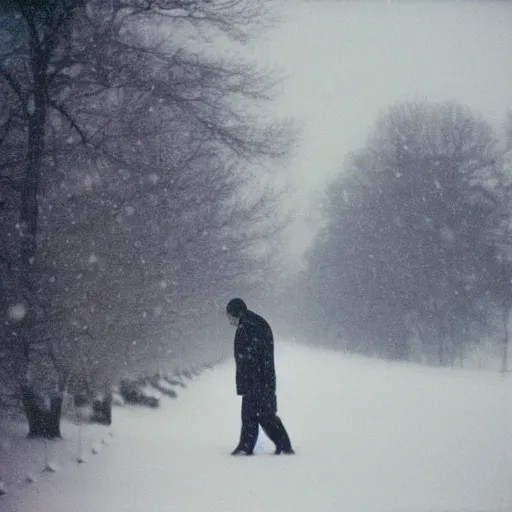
left=8, top=304, right=26, bottom=322
left=84, top=175, right=93, bottom=191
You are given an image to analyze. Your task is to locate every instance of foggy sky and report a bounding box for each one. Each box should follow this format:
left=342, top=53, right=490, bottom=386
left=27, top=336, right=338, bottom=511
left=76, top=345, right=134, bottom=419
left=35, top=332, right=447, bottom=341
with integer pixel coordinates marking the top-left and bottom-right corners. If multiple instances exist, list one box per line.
left=253, top=0, right=512, bottom=268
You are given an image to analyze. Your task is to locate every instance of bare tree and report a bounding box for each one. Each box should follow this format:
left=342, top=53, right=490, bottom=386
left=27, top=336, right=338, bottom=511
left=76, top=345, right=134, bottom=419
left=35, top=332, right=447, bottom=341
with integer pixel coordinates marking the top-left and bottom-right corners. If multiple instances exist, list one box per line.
left=0, top=0, right=293, bottom=434
left=304, top=101, right=501, bottom=364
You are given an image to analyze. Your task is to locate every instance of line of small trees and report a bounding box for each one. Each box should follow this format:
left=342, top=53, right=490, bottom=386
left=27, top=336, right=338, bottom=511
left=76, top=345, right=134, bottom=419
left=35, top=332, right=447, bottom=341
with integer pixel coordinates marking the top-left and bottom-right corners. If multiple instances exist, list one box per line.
left=300, top=101, right=512, bottom=370
left=0, top=0, right=293, bottom=437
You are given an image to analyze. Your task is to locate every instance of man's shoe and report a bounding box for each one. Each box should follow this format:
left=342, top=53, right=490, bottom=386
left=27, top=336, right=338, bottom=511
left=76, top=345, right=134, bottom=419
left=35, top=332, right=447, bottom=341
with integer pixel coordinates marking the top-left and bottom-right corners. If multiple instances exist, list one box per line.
left=275, top=447, right=295, bottom=455
left=231, top=447, right=253, bottom=456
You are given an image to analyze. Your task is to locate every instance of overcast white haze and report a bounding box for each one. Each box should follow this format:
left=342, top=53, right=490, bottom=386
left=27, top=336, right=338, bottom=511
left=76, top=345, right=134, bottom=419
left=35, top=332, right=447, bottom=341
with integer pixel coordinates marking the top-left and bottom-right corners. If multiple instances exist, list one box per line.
left=257, top=0, right=512, bottom=266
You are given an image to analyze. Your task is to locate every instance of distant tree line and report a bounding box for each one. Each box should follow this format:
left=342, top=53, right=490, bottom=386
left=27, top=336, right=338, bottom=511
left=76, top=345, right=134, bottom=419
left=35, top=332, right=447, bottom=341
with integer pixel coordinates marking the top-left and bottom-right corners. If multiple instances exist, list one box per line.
left=299, top=101, right=512, bottom=370
left=0, top=0, right=292, bottom=436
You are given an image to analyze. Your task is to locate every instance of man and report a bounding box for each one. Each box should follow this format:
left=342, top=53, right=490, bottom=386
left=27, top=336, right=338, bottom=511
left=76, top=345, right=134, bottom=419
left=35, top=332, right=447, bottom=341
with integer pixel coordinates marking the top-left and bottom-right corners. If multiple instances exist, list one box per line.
left=226, top=298, right=294, bottom=456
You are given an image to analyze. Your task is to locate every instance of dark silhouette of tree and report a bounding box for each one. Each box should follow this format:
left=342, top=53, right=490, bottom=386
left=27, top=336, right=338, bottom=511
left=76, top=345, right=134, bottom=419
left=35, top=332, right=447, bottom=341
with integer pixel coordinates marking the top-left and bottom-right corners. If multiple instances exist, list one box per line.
left=305, top=101, right=502, bottom=364
left=0, top=0, right=292, bottom=433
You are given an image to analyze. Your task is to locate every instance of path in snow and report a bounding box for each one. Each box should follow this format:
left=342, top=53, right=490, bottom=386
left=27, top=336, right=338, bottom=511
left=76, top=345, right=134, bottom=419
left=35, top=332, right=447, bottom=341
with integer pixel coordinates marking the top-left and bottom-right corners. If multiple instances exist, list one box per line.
left=2, top=342, right=511, bottom=512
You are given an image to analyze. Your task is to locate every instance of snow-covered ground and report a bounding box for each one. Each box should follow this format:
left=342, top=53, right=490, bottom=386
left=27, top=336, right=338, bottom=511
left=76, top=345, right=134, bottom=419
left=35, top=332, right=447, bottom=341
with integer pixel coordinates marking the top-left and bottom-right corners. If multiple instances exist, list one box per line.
left=1, top=341, right=511, bottom=512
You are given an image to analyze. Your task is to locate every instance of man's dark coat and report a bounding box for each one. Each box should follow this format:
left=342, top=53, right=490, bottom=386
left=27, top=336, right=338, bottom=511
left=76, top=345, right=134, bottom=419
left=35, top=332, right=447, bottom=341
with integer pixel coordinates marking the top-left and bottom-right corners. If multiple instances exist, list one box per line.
left=234, top=310, right=276, bottom=411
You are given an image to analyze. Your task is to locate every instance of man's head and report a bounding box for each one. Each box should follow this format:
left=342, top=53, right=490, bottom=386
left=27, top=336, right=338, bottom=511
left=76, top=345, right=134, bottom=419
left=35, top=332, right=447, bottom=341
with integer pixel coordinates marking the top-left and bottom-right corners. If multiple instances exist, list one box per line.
left=226, top=298, right=247, bottom=326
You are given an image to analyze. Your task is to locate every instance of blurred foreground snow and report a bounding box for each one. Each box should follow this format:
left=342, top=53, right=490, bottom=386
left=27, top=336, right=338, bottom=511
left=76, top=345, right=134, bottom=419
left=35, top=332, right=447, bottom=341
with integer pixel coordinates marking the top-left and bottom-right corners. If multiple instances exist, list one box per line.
left=0, top=342, right=511, bottom=512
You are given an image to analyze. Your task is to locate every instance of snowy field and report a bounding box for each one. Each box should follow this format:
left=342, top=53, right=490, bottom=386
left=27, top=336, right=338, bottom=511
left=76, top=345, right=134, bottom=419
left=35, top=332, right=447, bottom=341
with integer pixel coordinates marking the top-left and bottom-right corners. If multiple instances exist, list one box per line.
left=1, top=341, right=511, bottom=512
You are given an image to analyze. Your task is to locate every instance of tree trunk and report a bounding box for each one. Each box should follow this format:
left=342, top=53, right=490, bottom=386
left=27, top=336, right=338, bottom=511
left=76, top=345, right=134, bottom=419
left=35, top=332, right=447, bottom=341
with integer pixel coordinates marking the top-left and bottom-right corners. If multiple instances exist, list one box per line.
left=436, top=321, right=445, bottom=366
left=447, top=317, right=457, bottom=368
left=17, top=26, right=51, bottom=434
left=502, top=305, right=510, bottom=374
left=20, top=386, right=63, bottom=438
left=91, top=392, right=113, bottom=426
left=13, top=106, right=45, bottom=408
left=432, top=302, right=446, bottom=366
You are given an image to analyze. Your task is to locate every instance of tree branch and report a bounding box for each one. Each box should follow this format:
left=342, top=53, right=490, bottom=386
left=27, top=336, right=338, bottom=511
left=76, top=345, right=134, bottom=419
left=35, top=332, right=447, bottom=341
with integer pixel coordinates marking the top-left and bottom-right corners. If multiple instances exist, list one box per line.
left=49, top=100, right=89, bottom=144
left=42, top=2, right=82, bottom=69
left=0, top=112, right=14, bottom=146
left=0, top=65, right=28, bottom=114
left=0, top=174, right=22, bottom=192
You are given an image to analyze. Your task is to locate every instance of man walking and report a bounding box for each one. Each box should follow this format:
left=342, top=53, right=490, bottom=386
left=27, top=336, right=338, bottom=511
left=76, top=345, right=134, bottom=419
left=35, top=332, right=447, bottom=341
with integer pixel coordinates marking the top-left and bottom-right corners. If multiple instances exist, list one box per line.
left=226, top=298, right=294, bottom=456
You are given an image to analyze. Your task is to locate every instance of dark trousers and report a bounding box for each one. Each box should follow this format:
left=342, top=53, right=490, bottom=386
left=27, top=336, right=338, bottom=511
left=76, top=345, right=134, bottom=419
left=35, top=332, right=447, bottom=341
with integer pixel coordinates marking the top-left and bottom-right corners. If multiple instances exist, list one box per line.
left=237, top=394, right=292, bottom=453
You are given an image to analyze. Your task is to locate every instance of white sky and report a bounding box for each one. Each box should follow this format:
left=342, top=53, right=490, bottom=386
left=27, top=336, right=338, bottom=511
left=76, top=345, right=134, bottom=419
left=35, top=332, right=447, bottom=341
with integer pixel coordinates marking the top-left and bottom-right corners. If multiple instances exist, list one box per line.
left=1, top=342, right=510, bottom=511
left=254, top=0, right=512, bottom=263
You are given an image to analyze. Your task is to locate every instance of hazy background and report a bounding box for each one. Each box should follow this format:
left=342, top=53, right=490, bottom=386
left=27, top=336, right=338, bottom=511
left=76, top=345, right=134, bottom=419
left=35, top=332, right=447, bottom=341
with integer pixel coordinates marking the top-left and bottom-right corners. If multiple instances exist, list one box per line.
left=2, top=0, right=512, bottom=405
left=258, top=0, right=512, bottom=267
left=1, top=8, right=511, bottom=504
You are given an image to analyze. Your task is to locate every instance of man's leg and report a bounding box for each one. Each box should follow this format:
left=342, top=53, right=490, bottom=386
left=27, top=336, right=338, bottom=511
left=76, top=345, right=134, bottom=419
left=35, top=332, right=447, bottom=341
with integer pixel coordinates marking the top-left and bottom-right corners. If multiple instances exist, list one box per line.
left=232, top=395, right=259, bottom=455
left=259, top=414, right=293, bottom=453
left=258, top=394, right=294, bottom=454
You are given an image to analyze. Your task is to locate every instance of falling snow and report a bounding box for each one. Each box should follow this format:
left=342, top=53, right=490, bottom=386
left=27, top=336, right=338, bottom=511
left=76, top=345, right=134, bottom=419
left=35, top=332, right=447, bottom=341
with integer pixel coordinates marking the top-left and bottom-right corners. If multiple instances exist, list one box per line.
left=7, top=304, right=26, bottom=322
